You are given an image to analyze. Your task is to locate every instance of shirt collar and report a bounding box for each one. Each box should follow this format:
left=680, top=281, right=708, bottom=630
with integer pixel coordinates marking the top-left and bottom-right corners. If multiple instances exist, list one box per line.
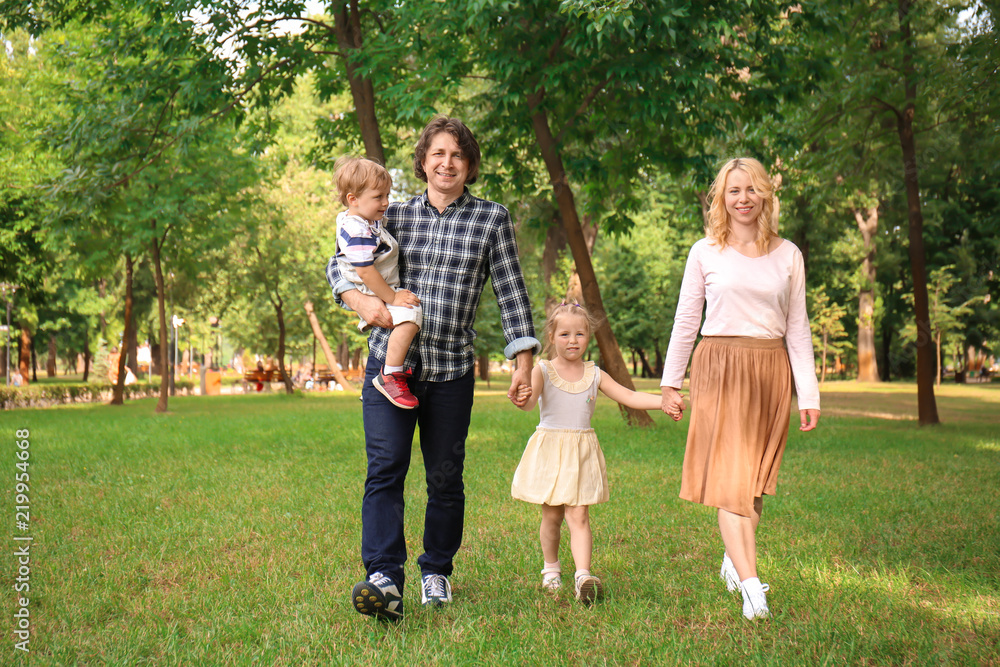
left=420, top=187, right=472, bottom=212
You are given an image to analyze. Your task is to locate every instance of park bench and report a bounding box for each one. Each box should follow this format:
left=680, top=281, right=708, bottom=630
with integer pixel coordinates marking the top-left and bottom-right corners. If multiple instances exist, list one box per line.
left=241, top=369, right=289, bottom=391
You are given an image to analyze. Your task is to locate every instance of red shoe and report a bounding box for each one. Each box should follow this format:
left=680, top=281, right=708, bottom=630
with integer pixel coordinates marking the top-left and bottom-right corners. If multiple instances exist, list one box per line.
left=373, top=368, right=419, bottom=409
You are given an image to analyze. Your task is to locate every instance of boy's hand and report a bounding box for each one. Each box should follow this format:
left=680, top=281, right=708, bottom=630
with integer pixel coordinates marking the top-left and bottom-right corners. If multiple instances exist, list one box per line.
left=392, top=290, right=421, bottom=308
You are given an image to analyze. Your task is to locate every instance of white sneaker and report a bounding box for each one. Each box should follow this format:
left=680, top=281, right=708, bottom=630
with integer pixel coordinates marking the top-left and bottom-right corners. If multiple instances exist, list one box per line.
left=720, top=554, right=740, bottom=593
left=741, top=581, right=771, bottom=620
left=421, top=573, right=452, bottom=607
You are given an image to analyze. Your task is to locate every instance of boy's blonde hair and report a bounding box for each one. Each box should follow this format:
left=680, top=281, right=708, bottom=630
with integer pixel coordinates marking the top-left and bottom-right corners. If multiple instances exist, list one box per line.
left=705, top=157, right=778, bottom=255
left=542, top=302, right=596, bottom=360
left=333, top=156, right=392, bottom=207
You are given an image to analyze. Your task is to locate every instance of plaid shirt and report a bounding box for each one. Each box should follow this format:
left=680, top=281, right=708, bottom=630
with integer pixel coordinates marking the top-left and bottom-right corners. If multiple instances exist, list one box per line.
left=326, top=189, right=540, bottom=382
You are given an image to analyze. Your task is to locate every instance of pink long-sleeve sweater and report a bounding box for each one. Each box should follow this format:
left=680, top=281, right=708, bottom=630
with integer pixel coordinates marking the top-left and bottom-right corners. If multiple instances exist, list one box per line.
left=660, top=237, right=821, bottom=410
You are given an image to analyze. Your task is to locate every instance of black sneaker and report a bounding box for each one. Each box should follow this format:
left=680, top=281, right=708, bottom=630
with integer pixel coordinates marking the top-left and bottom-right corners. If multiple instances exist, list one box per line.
left=351, top=572, right=403, bottom=621
left=420, top=573, right=452, bottom=607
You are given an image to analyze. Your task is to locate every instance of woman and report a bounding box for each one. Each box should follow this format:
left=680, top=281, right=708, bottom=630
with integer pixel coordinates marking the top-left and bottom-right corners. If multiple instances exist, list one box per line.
left=660, top=157, right=821, bottom=620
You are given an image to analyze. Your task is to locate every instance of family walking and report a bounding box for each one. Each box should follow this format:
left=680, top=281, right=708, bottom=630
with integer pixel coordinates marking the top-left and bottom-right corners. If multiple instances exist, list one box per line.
left=325, top=116, right=821, bottom=622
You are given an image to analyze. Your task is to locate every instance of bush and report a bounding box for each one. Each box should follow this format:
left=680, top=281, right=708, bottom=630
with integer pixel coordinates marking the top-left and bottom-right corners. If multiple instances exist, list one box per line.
left=0, top=378, right=199, bottom=410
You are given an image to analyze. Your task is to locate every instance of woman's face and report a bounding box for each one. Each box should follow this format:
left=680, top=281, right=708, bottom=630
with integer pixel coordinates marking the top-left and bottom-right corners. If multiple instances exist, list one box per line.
left=724, top=168, right=763, bottom=230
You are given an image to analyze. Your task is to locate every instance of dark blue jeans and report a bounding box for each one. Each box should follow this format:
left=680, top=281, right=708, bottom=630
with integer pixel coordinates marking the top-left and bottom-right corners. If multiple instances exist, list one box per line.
left=360, top=355, right=475, bottom=592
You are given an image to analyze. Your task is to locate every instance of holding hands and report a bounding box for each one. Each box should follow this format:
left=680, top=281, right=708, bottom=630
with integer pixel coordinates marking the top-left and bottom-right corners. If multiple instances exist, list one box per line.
left=660, top=386, right=685, bottom=422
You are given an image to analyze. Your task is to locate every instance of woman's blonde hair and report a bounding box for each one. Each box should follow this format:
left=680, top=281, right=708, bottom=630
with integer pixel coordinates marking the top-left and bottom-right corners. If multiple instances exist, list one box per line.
left=705, top=157, right=779, bottom=255
left=541, top=302, right=596, bottom=360
left=333, top=156, right=392, bottom=207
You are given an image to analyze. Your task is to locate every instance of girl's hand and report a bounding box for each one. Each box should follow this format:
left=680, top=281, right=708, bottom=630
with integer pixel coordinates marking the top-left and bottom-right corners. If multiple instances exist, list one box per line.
left=392, top=290, right=420, bottom=308
left=510, top=384, right=532, bottom=405
left=660, top=386, right=685, bottom=422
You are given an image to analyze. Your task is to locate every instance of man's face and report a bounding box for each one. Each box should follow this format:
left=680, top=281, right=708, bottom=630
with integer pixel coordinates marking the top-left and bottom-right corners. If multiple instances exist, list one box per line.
left=421, top=131, right=469, bottom=201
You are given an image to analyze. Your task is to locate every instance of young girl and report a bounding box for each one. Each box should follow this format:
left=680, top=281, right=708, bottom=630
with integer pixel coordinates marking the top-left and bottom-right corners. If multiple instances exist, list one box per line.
left=510, top=302, right=675, bottom=603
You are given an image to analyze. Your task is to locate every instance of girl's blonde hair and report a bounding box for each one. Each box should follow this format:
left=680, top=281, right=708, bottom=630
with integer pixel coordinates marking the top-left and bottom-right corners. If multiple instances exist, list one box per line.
left=542, top=302, right=596, bottom=359
left=333, top=156, right=392, bottom=207
left=705, top=157, right=779, bottom=255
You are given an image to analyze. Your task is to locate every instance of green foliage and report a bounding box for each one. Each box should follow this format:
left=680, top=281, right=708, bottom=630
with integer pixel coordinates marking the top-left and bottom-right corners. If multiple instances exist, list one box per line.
left=809, top=285, right=852, bottom=382
left=0, top=386, right=997, bottom=661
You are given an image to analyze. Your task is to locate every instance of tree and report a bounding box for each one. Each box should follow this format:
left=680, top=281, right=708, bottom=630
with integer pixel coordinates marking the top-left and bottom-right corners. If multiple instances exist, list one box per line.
left=809, top=285, right=852, bottom=384
left=40, top=11, right=259, bottom=411
left=902, top=265, right=988, bottom=385
left=430, top=0, right=805, bottom=424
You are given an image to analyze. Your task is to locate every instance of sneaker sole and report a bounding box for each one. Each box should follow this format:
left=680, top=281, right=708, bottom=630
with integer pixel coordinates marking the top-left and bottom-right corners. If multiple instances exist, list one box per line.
left=351, top=580, right=402, bottom=621
left=576, top=579, right=603, bottom=605
left=373, top=377, right=418, bottom=410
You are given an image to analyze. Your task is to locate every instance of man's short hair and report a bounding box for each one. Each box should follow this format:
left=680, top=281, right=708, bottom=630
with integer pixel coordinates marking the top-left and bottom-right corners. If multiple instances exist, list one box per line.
left=413, top=116, right=481, bottom=185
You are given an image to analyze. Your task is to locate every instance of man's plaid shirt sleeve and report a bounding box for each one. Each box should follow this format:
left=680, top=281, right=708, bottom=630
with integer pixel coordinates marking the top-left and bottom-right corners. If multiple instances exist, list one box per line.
left=488, top=207, right=541, bottom=359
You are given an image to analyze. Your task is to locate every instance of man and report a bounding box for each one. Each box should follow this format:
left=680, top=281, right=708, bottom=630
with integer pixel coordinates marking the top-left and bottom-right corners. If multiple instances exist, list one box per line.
left=326, top=116, right=539, bottom=620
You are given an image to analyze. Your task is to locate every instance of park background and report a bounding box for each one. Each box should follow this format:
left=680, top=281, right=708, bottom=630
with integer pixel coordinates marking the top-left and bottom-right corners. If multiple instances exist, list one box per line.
left=0, top=0, right=998, bottom=664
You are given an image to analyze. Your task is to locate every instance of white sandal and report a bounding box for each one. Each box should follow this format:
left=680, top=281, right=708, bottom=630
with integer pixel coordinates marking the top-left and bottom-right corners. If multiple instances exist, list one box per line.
left=574, top=573, right=603, bottom=604
left=541, top=566, right=562, bottom=590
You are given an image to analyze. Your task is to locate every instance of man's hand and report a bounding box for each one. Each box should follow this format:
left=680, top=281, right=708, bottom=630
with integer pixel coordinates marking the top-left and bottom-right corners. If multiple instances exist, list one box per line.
left=508, top=350, right=533, bottom=407
left=342, top=289, right=393, bottom=329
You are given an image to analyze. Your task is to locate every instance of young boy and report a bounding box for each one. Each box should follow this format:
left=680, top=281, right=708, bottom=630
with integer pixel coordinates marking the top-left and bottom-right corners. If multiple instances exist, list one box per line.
left=334, top=157, right=422, bottom=409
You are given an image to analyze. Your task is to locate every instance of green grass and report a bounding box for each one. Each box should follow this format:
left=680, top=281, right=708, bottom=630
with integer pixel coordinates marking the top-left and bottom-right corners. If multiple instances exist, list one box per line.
left=1, top=381, right=998, bottom=665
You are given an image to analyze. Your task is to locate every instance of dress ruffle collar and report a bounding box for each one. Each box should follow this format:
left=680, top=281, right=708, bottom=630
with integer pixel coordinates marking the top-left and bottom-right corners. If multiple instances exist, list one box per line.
left=543, top=360, right=596, bottom=394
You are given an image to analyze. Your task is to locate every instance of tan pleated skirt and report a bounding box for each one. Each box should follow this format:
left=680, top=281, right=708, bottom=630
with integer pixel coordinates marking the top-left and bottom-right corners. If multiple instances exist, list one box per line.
left=680, top=337, right=793, bottom=517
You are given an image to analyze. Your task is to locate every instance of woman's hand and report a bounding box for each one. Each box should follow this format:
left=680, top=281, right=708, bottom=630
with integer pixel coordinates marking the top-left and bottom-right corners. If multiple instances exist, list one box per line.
left=799, top=409, right=820, bottom=431
left=660, top=386, right=685, bottom=422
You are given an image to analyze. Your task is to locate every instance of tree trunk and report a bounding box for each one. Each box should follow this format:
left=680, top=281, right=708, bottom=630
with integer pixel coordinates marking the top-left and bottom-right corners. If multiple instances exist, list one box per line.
left=895, top=0, right=939, bottom=425
left=47, top=335, right=57, bottom=377
left=542, top=216, right=568, bottom=318
left=637, top=348, right=655, bottom=379
left=111, top=253, right=135, bottom=406
left=303, top=301, right=354, bottom=391
left=854, top=205, right=880, bottom=382
left=82, top=328, right=91, bottom=382
left=271, top=292, right=294, bottom=394
left=564, top=215, right=598, bottom=306
left=150, top=230, right=170, bottom=413
left=527, top=94, right=652, bottom=426
left=478, top=350, right=491, bottom=386
left=127, top=305, right=139, bottom=375
left=333, top=1, right=385, bottom=164
left=18, top=324, right=31, bottom=386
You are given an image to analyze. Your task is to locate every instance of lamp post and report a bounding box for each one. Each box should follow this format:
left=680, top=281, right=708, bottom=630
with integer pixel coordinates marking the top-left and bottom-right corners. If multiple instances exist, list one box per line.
left=171, top=314, right=185, bottom=394
left=0, top=283, right=17, bottom=386
left=209, top=316, right=220, bottom=370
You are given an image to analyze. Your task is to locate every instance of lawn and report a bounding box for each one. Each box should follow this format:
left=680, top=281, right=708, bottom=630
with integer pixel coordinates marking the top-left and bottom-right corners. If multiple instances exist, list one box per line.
left=1, top=380, right=998, bottom=665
